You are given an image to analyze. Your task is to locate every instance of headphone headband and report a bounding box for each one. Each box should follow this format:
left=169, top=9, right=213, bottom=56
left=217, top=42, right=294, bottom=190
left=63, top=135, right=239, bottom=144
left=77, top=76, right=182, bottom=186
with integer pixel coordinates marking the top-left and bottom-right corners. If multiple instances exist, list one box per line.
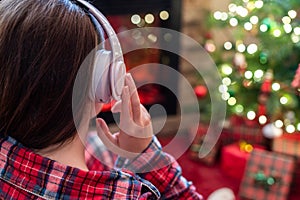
left=75, top=0, right=126, bottom=103
left=75, top=0, right=124, bottom=64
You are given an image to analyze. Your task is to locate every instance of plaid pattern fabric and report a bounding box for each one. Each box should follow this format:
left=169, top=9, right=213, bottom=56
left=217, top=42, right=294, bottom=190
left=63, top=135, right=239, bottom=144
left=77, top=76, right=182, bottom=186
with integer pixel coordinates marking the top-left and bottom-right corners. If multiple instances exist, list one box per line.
left=239, top=149, right=295, bottom=200
left=0, top=133, right=202, bottom=199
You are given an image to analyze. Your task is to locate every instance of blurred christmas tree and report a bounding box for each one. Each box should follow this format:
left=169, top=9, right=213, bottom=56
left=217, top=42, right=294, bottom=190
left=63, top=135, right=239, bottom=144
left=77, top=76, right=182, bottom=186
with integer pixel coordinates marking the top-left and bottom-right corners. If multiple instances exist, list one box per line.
left=199, top=0, right=300, bottom=133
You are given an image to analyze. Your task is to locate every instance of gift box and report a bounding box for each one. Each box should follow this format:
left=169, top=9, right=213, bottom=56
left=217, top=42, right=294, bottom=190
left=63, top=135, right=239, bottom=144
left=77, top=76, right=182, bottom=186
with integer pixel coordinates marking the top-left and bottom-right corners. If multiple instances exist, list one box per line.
left=220, top=142, right=264, bottom=182
left=189, top=125, right=220, bottom=165
left=272, top=133, right=300, bottom=194
left=221, top=125, right=266, bottom=147
left=272, top=133, right=300, bottom=157
left=239, top=149, right=295, bottom=200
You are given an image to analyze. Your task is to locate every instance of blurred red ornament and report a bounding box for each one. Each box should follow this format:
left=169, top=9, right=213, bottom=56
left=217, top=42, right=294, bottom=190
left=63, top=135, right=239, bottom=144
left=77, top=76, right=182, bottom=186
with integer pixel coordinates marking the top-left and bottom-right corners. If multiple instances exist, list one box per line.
left=260, top=69, right=273, bottom=93
left=204, top=32, right=212, bottom=39
left=194, top=85, right=208, bottom=99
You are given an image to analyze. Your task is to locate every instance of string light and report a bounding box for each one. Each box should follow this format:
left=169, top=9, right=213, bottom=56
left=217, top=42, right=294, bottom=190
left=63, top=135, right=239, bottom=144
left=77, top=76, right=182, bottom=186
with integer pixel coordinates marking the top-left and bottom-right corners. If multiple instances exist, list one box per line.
left=229, top=18, right=239, bottom=26
left=224, top=41, right=233, bottom=50
left=272, top=83, right=280, bottom=91
left=228, top=3, right=237, bottom=13
left=221, top=64, right=233, bottom=75
left=275, top=120, right=284, bottom=128
left=219, top=84, right=228, bottom=93
left=291, top=33, right=300, bottom=43
left=247, top=2, right=256, bottom=11
left=222, top=92, right=230, bottom=101
left=147, top=34, right=157, bottom=43
left=294, top=27, right=300, bottom=35
left=260, top=24, right=268, bottom=32
left=236, top=6, right=248, bottom=17
left=221, top=12, right=228, bottom=21
left=259, top=115, right=267, bottom=124
left=247, top=43, right=258, bottom=54
left=273, top=29, right=282, bottom=37
left=247, top=111, right=256, bottom=120
left=297, top=123, right=300, bottom=131
left=145, top=14, right=155, bottom=24
left=214, top=11, right=222, bottom=20
left=288, top=10, right=297, bottom=19
left=280, top=96, right=288, bottom=105
left=284, top=24, right=293, bottom=33
left=159, top=11, right=169, bottom=20
left=235, top=104, right=244, bottom=113
left=131, top=14, right=141, bottom=25
left=282, top=16, right=291, bottom=24
left=250, top=16, right=259, bottom=24
left=244, top=71, right=253, bottom=79
left=244, top=22, right=253, bottom=31
left=205, top=41, right=216, bottom=52
left=228, top=97, right=237, bottom=106
left=254, top=0, right=264, bottom=9
left=237, top=43, right=246, bottom=52
left=222, top=77, right=232, bottom=86
left=254, top=69, right=264, bottom=79
left=286, top=124, right=296, bottom=133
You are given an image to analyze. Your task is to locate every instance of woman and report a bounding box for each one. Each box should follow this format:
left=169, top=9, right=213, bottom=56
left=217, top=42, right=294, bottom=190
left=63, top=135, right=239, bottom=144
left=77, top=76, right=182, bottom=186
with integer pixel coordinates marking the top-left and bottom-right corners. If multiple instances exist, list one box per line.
left=0, top=0, right=203, bottom=199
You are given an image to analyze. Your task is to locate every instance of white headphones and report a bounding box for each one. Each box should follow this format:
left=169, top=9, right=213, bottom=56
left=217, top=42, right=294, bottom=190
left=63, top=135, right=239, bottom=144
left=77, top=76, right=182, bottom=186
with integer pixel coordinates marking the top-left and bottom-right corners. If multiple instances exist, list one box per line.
left=76, top=0, right=126, bottom=103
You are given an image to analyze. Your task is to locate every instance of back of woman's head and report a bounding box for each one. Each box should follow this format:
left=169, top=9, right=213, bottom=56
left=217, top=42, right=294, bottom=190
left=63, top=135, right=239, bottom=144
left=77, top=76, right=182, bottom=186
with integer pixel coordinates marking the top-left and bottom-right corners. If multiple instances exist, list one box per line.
left=0, top=0, right=99, bottom=149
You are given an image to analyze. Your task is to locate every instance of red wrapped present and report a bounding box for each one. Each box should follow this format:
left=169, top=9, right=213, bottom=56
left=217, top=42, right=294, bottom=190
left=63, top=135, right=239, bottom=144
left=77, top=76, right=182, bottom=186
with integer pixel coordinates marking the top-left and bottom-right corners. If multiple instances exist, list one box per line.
left=220, top=142, right=264, bottom=182
left=272, top=133, right=300, bottom=157
left=239, top=149, right=295, bottom=200
left=272, top=133, right=300, bottom=194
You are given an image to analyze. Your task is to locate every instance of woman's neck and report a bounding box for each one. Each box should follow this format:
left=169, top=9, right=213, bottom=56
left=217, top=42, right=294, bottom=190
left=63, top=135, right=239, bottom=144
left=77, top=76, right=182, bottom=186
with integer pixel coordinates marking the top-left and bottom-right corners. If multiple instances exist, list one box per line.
left=36, top=135, right=89, bottom=171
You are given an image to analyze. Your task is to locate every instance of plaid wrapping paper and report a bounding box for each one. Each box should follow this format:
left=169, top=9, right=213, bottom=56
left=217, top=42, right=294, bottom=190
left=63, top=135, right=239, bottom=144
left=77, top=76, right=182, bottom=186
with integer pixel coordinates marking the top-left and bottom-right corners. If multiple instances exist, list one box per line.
left=272, top=134, right=300, bottom=194
left=272, top=133, right=300, bottom=157
left=189, top=125, right=220, bottom=165
left=239, top=149, right=295, bottom=200
left=221, top=126, right=266, bottom=146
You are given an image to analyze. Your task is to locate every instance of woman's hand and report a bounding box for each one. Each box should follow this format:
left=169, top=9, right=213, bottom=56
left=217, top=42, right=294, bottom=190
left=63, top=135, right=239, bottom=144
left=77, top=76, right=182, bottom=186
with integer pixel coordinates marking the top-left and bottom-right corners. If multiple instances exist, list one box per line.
left=96, top=73, right=153, bottom=157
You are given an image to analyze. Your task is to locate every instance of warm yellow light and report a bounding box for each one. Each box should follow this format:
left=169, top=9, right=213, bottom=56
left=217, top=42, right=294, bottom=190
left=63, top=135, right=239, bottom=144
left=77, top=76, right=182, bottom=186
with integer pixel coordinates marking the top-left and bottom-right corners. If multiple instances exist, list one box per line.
left=221, top=64, right=233, bottom=75
left=250, top=16, right=259, bottom=24
left=230, top=18, right=239, bottom=26
left=244, top=71, right=253, bottom=79
left=145, top=14, right=155, bottom=24
left=214, top=11, right=222, bottom=20
left=259, top=115, right=267, bottom=124
left=273, top=29, right=281, bottom=37
left=272, top=83, right=280, bottom=91
left=159, top=11, right=169, bottom=20
left=244, top=22, right=253, bottom=31
left=247, top=111, right=256, bottom=120
left=131, top=14, right=141, bottom=24
left=286, top=125, right=296, bottom=133
left=275, top=120, right=283, bottom=128
left=224, top=42, right=233, bottom=50
left=288, top=10, right=297, bottom=19
left=282, top=16, right=291, bottom=24
left=228, top=97, right=237, bottom=106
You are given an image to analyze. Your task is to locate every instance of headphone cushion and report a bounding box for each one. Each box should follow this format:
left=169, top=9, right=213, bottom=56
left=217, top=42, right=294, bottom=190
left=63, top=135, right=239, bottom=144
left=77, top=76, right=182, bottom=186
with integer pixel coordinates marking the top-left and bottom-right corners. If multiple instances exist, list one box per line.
left=94, top=50, right=112, bottom=103
left=110, top=61, right=126, bottom=101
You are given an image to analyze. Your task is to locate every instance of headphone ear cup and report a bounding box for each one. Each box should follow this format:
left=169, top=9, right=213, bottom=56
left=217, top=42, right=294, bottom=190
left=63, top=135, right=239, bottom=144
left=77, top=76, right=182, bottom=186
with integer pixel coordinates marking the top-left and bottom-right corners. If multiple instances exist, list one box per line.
left=110, top=61, right=126, bottom=101
left=93, top=50, right=112, bottom=103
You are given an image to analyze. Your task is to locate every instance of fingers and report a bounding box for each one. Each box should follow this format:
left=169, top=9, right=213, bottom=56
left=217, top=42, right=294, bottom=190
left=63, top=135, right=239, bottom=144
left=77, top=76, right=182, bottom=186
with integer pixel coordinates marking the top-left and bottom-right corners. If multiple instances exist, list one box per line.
left=121, top=86, right=131, bottom=118
left=111, top=100, right=121, bottom=113
left=96, top=118, right=117, bottom=145
left=125, top=74, right=141, bottom=122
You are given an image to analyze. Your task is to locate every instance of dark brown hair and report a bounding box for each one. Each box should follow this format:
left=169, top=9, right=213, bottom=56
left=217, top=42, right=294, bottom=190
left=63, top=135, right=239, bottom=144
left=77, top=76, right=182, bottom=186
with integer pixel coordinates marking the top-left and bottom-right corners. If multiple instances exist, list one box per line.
left=0, top=0, right=99, bottom=149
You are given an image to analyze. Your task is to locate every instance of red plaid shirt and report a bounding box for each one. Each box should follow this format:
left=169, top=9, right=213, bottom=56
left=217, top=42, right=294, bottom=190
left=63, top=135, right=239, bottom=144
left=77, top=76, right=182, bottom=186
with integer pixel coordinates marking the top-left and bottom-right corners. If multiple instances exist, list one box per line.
left=0, top=132, right=203, bottom=199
